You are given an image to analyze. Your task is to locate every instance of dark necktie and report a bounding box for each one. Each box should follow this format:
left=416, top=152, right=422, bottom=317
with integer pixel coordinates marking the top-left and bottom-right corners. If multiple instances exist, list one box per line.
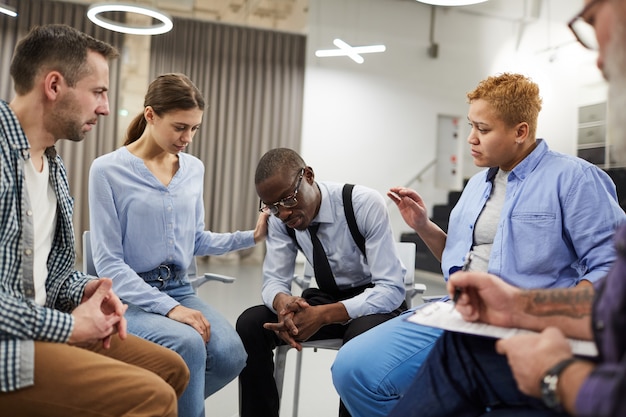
left=308, top=223, right=340, bottom=295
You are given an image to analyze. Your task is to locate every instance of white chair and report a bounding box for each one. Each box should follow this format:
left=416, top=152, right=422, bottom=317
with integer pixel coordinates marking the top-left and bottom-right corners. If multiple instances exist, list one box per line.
left=81, top=231, right=235, bottom=289
left=273, top=241, right=424, bottom=417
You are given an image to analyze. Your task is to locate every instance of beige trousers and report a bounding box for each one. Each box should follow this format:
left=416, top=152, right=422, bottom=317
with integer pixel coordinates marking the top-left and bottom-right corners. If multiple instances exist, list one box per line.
left=0, top=334, right=190, bottom=417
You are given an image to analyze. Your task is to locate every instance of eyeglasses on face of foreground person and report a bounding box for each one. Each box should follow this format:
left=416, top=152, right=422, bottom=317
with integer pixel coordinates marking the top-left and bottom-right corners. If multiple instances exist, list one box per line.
left=568, top=0, right=608, bottom=50
left=259, top=167, right=305, bottom=216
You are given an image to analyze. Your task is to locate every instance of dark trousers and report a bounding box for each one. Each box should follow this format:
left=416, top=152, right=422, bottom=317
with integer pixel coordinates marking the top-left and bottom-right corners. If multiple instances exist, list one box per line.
left=388, top=332, right=570, bottom=417
left=236, top=288, right=406, bottom=417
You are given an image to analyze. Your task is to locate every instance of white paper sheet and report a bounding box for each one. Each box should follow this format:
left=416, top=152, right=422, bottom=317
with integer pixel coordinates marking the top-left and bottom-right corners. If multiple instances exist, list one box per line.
left=407, top=301, right=598, bottom=357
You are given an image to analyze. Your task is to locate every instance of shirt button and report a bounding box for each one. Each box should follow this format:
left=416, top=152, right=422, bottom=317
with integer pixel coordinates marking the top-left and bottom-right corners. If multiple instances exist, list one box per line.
left=595, top=320, right=605, bottom=330
left=26, top=210, right=33, bottom=216
left=24, top=248, right=32, bottom=256
left=25, top=289, right=33, bottom=296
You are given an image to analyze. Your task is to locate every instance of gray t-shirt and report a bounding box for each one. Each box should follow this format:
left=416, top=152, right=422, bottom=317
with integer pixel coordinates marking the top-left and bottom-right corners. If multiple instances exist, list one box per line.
left=471, top=168, right=509, bottom=272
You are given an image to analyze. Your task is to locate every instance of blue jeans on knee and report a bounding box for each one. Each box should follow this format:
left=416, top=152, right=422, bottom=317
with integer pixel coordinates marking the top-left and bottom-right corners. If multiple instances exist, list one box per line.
left=331, top=308, right=443, bottom=417
left=387, top=332, right=569, bottom=417
left=125, top=276, right=246, bottom=417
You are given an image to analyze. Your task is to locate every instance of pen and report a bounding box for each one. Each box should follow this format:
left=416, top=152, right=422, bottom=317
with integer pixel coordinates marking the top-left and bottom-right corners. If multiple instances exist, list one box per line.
left=451, top=251, right=473, bottom=307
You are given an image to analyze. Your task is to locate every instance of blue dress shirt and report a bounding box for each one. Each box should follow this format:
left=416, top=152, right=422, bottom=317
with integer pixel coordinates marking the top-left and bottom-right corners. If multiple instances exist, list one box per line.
left=443, top=139, right=625, bottom=288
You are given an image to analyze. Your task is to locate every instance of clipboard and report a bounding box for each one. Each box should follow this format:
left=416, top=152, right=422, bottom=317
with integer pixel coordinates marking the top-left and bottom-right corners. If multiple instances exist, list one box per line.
left=407, top=301, right=597, bottom=357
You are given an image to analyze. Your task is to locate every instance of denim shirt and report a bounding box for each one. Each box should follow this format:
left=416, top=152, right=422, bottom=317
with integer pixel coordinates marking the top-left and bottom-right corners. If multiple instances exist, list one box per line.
left=442, top=139, right=625, bottom=289
left=576, top=225, right=626, bottom=417
left=0, top=100, right=89, bottom=392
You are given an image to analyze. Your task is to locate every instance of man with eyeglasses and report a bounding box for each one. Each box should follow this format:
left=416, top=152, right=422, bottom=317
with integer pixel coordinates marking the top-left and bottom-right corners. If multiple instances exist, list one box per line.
left=384, top=0, right=626, bottom=416
left=236, top=147, right=408, bottom=417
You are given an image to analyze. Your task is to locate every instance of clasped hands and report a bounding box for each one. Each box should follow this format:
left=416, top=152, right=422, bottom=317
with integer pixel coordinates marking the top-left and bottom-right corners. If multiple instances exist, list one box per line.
left=264, top=295, right=323, bottom=351
left=70, top=277, right=127, bottom=349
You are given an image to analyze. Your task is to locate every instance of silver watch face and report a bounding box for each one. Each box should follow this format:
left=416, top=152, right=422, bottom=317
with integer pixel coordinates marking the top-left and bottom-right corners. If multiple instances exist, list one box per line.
left=541, top=373, right=561, bottom=409
left=540, top=357, right=577, bottom=411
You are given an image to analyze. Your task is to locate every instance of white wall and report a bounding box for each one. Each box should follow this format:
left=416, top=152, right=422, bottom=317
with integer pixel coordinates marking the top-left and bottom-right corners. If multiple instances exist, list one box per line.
left=300, top=0, right=607, bottom=238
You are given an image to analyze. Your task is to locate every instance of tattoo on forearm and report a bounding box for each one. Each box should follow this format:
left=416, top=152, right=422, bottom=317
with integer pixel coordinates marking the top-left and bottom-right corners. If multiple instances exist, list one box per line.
left=523, top=287, right=594, bottom=318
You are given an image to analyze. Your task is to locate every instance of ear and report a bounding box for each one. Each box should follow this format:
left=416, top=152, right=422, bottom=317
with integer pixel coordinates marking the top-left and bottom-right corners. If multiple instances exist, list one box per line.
left=144, top=106, right=154, bottom=123
left=304, top=166, right=315, bottom=184
left=43, top=71, right=63, bottom=100
left=514, top=122, right=529, bottom=144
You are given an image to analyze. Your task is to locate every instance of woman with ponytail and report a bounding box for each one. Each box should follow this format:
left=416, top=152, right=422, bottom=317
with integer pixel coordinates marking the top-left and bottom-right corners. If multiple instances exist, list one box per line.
left=88, top=73, right=268, bottom=417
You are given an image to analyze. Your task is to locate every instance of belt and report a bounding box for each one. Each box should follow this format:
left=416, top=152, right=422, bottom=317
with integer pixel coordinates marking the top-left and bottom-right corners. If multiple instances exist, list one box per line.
left=138, top=263, right=185, bottom=283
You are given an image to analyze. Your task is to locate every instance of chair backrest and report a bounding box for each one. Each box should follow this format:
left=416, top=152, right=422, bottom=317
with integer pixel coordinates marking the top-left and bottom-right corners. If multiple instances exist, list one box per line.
left=395, top=241, right=427, bottom=308
left=395, top=241, right=416, bottom=286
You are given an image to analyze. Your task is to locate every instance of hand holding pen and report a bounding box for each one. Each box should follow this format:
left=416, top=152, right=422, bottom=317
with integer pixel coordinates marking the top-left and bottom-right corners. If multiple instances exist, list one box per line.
left=451, top=251, right=473, bottom=308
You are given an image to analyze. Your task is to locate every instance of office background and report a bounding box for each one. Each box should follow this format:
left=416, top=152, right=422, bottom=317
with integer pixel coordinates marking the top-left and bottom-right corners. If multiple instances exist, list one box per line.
left=0, top=0, right=604, bottom=250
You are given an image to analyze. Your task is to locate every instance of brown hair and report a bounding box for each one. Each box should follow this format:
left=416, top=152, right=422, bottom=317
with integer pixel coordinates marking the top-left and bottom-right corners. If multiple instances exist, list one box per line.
left=255, top=148, right=306, bottom=184
left=124, top=73, right=206, bottom=145
left=467, top=73, right=542, bottom=138
left=10, top=24, right=118, bottom=95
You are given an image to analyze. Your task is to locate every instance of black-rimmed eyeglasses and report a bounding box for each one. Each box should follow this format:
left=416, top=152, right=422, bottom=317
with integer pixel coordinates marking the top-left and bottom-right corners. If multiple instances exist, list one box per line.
left=568, top=0, right=606, bottom=51
left=259, top=168, right=305, bottom=216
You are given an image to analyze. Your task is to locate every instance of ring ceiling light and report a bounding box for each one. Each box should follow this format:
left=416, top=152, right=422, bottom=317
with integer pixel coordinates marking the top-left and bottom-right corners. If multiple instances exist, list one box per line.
left=87, top=3, right=173, bottom=35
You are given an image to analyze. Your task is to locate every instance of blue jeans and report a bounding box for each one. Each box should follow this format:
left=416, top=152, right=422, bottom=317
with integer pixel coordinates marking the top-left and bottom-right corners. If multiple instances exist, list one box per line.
left=387, top=331, right=569, bottom=417
left=331, top=308, right=443, bottom=417
left=126, top=267, right=246, bottom=417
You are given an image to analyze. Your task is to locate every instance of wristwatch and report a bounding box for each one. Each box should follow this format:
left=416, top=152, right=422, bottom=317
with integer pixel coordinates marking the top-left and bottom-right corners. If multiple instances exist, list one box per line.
left=540, top=357, right=577, bottom=411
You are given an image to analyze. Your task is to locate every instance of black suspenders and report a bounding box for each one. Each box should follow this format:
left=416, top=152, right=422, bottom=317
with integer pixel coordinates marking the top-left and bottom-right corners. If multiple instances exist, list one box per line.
left=285, top=183, right=366, bottom=258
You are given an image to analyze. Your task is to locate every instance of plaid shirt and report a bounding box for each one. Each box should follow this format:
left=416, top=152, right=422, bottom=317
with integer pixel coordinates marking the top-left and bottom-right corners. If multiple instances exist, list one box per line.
left=0, top=100, right=90, bottom=392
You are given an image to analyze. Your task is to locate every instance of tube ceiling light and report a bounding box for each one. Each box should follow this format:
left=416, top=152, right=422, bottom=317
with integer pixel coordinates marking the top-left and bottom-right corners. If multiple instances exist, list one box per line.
left=87, top=3, right=173, bottom=35
left=415, top=0, right=488, bottom=5
left=0, top=4, right=17, bottom=17
left=315, top=39, right=386, bottom=64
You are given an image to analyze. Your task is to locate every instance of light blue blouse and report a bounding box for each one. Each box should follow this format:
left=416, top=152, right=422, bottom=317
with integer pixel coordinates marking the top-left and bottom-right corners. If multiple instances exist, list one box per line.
left=89, top=147, right=255, bottom=315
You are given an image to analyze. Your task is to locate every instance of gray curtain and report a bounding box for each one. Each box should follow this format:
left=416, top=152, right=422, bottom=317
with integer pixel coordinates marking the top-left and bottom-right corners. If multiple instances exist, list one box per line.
left=0, top=0, right=124, bottom=258
left=150, top=18, right=306, bottom=239
left=0, top=0, right=306, bottom=260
